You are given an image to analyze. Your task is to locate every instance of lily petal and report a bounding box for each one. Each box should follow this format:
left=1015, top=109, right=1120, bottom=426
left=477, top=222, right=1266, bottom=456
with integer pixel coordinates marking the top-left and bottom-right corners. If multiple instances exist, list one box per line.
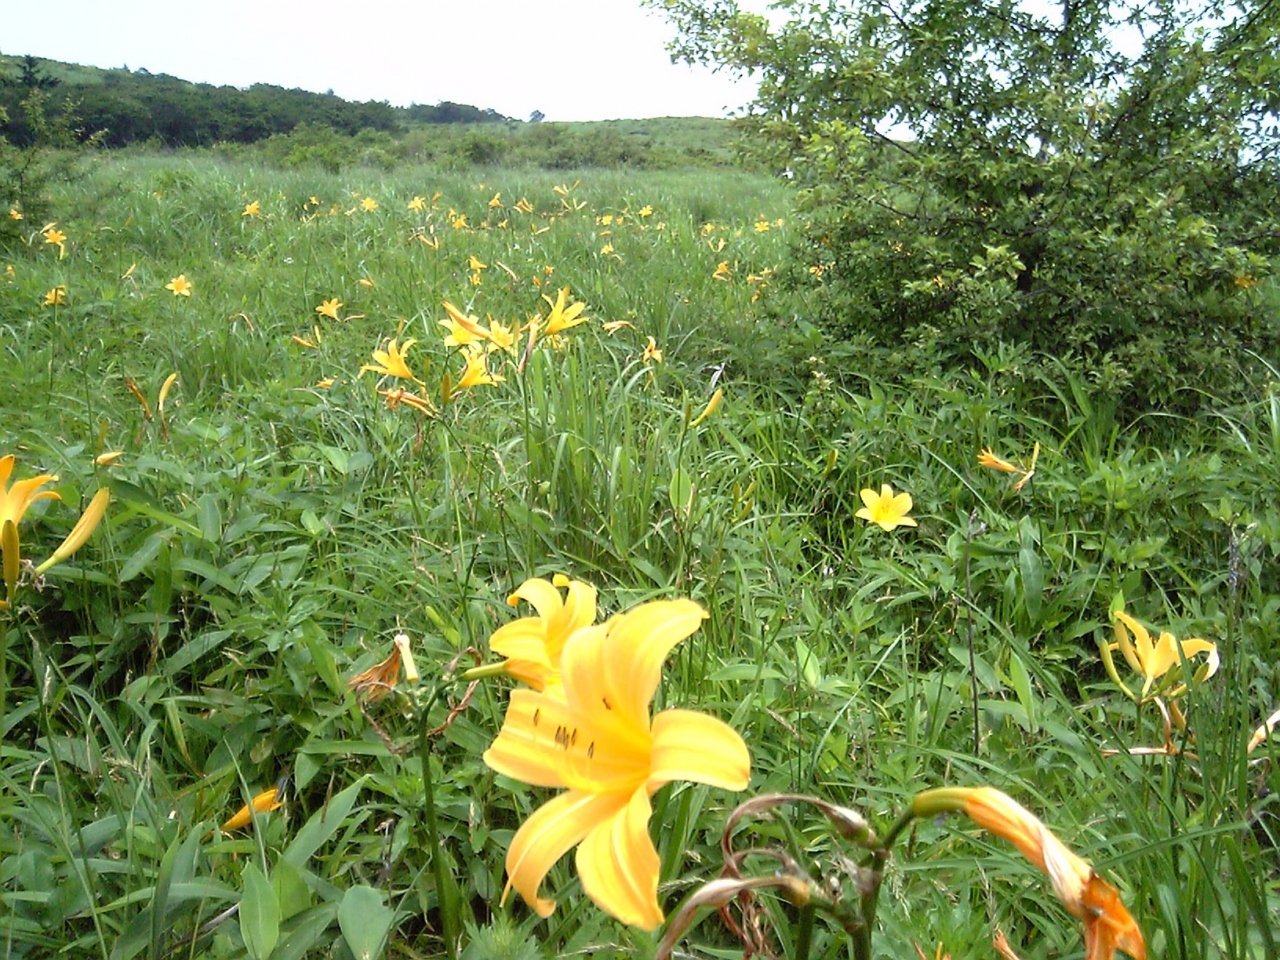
left=504, top=789, right=627, bottom=918
left=649, top=709, right=751, bottom=792
left=483, top=689, right=573, bottom=789
left=1148, top=634, right=1215, bottom=681
left=562, top=600, right=707, bottom=734
left=1112, top=611, right=1151, bottom=678
left=576, top=787, right=663, bottom=930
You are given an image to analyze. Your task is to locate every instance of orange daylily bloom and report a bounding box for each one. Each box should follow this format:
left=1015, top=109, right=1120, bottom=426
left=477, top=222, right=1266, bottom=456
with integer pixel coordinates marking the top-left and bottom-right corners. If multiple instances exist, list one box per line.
left=222, top=788, right=284, bottom=831
left=914, top=787, right=1145, bottom=960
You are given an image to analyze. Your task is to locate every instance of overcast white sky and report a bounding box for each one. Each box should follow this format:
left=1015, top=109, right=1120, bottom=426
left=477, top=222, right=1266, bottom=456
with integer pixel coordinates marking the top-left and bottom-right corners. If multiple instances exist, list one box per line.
left=0, top=0, right=760, bottom=122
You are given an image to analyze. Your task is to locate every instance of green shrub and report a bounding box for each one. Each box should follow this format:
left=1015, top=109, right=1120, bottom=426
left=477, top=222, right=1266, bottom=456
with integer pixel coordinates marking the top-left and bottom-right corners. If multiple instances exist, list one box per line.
left=658, top=0, right=1280, bottom=416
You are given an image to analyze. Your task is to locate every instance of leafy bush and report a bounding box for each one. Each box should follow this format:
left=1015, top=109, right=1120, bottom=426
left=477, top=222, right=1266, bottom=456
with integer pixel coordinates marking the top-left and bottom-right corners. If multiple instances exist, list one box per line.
left=658, top=0, right=1280, bottom=416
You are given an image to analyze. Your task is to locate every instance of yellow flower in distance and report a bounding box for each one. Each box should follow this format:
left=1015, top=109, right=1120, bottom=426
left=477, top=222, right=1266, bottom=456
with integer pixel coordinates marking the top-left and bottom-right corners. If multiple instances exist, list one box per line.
left=408, top=195, right=427, bottom=212
left=242, top=200, right=261, bottom=217
left=360, top=196, right=379, bottom=212
left=43, top=225, right=67, bottom=257
left=222, top=787, right=284, bottom=831
left=483, top=599, right=751, bottom=930
left=690, top=388, right=724, bottom=427
left=1111, top=609, right=1217, bottom=700
left=642, top=336, right=663, bottom=365
left=541, top=286, right=589, bottom=335
left=379, top=386, right=437, bottom=417
left=360, top=338, right=419, bottom=381
left=166, top=274, right=192, bottom=297
left=978, top=448, right=1021, bottom=474
left=43, top=286, right=67, bottom=306
left=856, top=483, right=917, bottom=531
left=913, top=787, right=1146, bottom=960
left=315, top=297, right=343, bottom=320
left=489, top=575, right=598, bottom=691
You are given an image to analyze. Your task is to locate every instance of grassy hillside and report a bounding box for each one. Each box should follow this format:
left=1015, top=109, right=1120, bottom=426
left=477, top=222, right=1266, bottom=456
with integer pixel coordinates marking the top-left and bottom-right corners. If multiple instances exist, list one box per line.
left=0, top=150, right=1276, bottom=958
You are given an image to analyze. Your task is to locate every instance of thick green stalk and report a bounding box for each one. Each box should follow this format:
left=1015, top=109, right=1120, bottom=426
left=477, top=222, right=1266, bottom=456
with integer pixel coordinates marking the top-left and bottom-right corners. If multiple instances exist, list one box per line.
left=418, top=685, right=461, bottom=960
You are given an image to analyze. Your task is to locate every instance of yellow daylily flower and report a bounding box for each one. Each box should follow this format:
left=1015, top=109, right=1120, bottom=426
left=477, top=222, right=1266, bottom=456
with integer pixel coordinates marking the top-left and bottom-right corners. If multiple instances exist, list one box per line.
left=541, top=287, right=589, bottom=335
left=43, top=225, right=67, bottom=257
left=454, top=345, right=504, bottom=391
left=379, top=386, right=437, bottom=417
left=489, top=575, right=598, bottom=691
left=43, top=286, right=67, bottom=306
left=35, top=488, right=111, bottom=574
left=408, top=195, right=427, bottom=212
left=642, top=336, right=663, bottom=365
left=977, top=448, right=1021, bottom=473
left=242, top=200, right=261, bottom=217
left=222, top=787, right=284, bottom=831
left=485, top=319, right=517, bottom=355
left=856, top=483, right=917, bottom=531
left=690, top=388, right=724, bottom=427
left=978, top=442, right=1040, bottom=491
left=483, top=599, right=751, bottom=930
left=360, top=338, right=419, bottom=381
left=315, top=297, right=343, bottom=320
left=0, top=455, right=62, bottom=531
left=360, top=196, right=379, bottom=211
left=1111, top=610, right=1217, bottom=700
left=0, top=458, right=110, bottom=599
left=438, top=301, right=492, bottom=347
left=166, top=274, right=192, bottom=297
left=914, top=787, right=1145, bottom=960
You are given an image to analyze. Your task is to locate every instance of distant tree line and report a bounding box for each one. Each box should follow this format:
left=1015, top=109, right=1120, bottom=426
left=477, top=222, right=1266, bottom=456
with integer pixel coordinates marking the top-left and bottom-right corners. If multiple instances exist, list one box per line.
left=0, top=55, right=508, bottom=148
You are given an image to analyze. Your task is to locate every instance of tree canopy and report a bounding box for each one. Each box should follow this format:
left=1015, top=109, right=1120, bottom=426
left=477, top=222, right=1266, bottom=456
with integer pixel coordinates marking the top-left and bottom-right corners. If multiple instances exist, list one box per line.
left=658, top=0, right=1280, bottom=414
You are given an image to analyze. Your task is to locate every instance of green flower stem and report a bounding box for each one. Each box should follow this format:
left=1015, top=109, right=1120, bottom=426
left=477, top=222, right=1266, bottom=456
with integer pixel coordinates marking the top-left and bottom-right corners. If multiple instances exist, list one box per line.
left=794, top=901, right=816, bottom=960
left=418, top=683, right=462, bottom=960
left=854, top=806, right=920, bottom=960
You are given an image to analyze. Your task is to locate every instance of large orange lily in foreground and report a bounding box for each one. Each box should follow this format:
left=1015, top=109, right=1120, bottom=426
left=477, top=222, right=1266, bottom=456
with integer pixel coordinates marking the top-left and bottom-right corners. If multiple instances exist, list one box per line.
left=915, top=787, right=1145, bottom=960
left=483, top=599, right=751, bottom=930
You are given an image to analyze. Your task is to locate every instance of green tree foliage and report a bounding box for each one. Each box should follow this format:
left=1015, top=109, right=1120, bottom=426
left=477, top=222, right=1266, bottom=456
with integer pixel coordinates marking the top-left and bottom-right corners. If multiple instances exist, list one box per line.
left=0, top=57, right=509, bottom=149
left=658, top=0, right=1280, bottom=414
left=0, top=57, right=91, bottom=233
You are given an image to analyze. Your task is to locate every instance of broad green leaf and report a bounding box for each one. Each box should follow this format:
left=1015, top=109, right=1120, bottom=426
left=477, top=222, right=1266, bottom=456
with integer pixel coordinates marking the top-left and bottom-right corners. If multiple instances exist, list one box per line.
left=239, top=863, right=279, bottom=960
left=282, top=778, right=364, bottom=869
left=338, top=885, right=394, bottom=960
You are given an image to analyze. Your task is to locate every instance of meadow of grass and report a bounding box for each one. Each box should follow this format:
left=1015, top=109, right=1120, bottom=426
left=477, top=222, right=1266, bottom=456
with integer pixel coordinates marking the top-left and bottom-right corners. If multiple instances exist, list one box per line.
left=1, top=149, right=1278, bottom=960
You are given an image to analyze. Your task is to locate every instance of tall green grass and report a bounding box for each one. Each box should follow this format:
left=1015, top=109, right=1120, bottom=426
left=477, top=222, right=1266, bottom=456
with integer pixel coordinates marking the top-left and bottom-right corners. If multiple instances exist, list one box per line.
left=0, top=150, right=1277, bottom=959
